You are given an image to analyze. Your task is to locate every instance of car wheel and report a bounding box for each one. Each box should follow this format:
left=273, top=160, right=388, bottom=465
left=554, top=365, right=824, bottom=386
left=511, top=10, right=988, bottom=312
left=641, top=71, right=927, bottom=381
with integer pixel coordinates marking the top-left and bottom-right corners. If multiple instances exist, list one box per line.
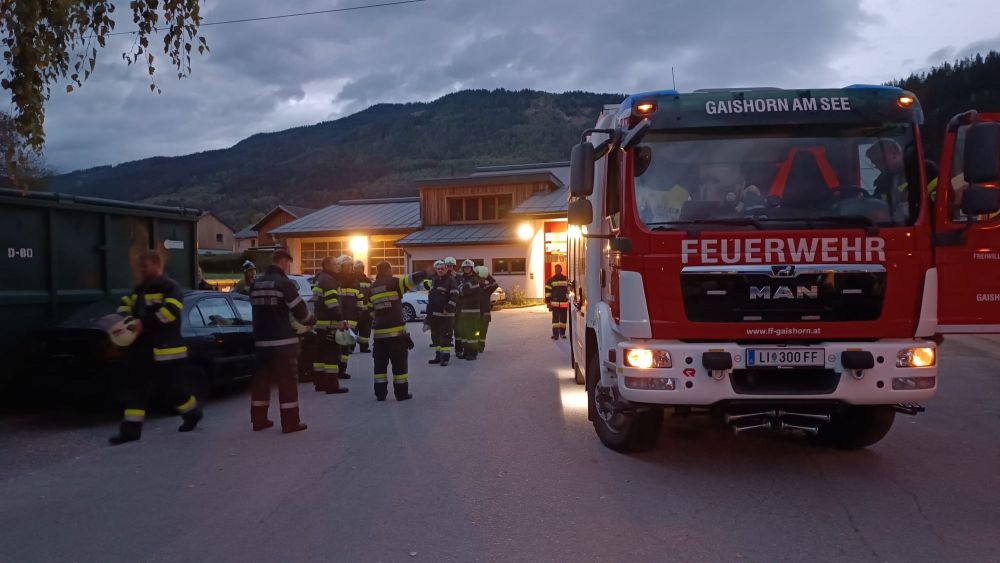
left=402, top=303, right=416, bottom=322
left=588, top=351, right=663, bottom=453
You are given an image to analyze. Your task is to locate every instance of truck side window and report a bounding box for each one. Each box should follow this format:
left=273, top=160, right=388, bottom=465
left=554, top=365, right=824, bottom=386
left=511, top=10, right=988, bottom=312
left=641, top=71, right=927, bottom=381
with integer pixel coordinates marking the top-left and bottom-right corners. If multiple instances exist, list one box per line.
left=606, top=149, right=621, bottom=230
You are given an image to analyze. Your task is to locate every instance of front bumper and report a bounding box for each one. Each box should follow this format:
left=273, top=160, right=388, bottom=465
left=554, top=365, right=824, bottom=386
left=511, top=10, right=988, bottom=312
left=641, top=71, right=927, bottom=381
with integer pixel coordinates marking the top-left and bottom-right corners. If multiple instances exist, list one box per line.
left=614, top=339, right=937, bottom=406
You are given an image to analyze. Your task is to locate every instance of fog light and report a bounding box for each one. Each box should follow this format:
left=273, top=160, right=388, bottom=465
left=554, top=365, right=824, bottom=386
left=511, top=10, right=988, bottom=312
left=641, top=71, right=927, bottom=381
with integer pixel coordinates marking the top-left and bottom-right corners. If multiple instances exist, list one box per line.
left=897, top=347, right=935, bottom=368
left=624, top=376, right=676, bottom=390
left=624, top=349, right=671, bottom=369
left=892, top=376, right=936, bottom=390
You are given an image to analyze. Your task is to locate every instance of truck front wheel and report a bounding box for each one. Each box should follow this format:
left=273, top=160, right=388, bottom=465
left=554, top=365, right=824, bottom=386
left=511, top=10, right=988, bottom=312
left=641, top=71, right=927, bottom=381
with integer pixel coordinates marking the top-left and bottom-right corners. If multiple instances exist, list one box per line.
left=588, top=353, right=663, bottom=453
left=816, top=406, right=895, bottom=449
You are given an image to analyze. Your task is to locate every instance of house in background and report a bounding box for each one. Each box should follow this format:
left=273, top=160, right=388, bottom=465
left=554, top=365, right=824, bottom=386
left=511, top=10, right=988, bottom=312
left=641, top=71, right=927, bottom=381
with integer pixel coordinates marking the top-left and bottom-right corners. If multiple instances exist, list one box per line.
left=270, top=198, right=421, bottom=276
left=197, top=212, right=236, bottom=255
left=234, top=228, right=258, bottom=252
left=251, top=205, right=317, bottom=248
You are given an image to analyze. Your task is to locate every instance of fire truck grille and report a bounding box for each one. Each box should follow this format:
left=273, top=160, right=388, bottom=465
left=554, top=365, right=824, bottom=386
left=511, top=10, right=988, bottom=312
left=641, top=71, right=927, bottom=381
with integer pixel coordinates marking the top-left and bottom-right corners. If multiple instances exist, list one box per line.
left=680, top=265, right=885, bottom=323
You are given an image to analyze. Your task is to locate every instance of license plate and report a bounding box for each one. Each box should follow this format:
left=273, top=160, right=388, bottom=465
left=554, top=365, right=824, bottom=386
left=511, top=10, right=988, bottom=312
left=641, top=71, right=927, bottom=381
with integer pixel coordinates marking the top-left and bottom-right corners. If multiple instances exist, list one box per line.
left=746, top=348, right=825, bottom=367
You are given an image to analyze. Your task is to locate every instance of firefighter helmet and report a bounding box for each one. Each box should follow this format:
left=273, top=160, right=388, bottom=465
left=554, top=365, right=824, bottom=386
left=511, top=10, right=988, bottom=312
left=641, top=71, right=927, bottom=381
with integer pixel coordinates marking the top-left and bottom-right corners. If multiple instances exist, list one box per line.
left=475, top=265, right=489, bottom=278
left=336, top=254, right=353, bottom=267
left=443, top=257, right=457, bottom=266
left=242, top=260, right=256, bottom=272
left=335, top=327, right=358, bottom=347
left=433, top=260, right=444, bottom=268
left=354, top=259, right=365, bottom=271
left=461, top=259, right=475, bottom=268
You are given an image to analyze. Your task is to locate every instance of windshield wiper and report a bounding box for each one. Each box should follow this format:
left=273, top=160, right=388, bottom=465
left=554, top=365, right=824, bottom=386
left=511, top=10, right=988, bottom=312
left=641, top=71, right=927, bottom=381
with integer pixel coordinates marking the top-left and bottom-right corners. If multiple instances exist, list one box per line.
left=756, top=215, right=879, bottom=234
left=647, top=218, right=765, bottom=231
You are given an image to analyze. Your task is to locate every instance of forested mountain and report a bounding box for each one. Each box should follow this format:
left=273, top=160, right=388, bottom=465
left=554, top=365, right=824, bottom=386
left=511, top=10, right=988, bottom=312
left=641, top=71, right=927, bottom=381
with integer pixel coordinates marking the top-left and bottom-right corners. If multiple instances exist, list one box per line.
left=48, top=52, right=1000, bottom=227
left=48, top=89, right=622, bottom=226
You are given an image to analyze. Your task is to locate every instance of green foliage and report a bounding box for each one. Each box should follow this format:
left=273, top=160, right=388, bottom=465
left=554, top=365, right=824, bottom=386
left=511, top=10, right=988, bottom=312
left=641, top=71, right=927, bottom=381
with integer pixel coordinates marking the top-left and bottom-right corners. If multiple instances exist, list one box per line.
left=509, top=285, right=527, bottom=306
left=49, top=89, right=624, bottom=225
left=1, top=0, right=208, bottom=179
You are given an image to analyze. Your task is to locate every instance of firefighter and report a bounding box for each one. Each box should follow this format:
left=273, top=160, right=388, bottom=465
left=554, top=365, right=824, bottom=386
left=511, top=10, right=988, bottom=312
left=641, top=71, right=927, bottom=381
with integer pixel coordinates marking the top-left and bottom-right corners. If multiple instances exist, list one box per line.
left=475, top=266, right=499, bottom=353
left=545, top=264, right=569, bottom=339
left=455, top=259, right=481, bottom=360
left=232, top=260, right=256, bottom=295
left=368, top=261, right=428, bottom=401
left=426, top=260, right=459, bottom=366
left=249, top=249, right=316, bottom=433
left=109, top=250, right=202, bottom=445
left=335, top=255, right=360, bottom=378
left=354, top=259, right=373, bottom=353
left=310, top=256, right=350, bottom=394
left=443, top=256, right=459, bottom=351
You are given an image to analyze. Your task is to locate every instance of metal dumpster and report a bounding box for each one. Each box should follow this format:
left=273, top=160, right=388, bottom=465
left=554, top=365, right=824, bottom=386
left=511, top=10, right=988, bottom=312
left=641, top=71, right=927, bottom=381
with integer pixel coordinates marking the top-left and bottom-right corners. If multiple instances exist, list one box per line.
left=0, top=189, right=201, bottom=388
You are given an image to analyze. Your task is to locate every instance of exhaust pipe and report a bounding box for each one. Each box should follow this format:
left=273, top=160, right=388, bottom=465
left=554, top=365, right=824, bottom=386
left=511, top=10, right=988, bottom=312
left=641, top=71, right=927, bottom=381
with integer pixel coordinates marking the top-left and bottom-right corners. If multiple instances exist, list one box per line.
left=732, top=421, right=773, bottom=435
left=776, top=410, right=831, bottom=423
left=724, top=410, right=777, bottom=424
left=778, top=421, right=820, bottom=435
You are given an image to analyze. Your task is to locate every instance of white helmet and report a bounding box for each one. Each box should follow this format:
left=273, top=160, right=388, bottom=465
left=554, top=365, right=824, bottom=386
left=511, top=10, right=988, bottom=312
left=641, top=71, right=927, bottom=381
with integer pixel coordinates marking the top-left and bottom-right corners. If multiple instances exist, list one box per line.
left=336, top=254, right=353, bottom=267
left=461, top=259, right=475, bottom=268
left=443, top=257, right=457, bottom=266
left=475, top=265, right=489, bottom=278
left=104, top=315, right=140, bottom=347
left=335, top=327, right=358, bottom=347
left=433, top=260, right=445, bottom=268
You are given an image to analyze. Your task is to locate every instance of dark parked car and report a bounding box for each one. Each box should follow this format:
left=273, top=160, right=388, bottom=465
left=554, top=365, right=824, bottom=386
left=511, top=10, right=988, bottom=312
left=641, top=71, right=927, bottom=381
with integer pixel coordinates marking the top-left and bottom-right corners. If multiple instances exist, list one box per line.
left=29, top=290, right=256, bottom=399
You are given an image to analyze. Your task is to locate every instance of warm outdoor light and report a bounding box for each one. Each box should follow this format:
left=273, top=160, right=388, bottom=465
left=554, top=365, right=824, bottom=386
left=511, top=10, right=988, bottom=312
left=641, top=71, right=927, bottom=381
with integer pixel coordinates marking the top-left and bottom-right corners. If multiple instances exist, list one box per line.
left=635, top=101, right=657, bottom=115
left=517, top=223, right=534, bottom=241
left=349, top=236, right=368, bottom=255
left=897, top=95, right=915, bottom=108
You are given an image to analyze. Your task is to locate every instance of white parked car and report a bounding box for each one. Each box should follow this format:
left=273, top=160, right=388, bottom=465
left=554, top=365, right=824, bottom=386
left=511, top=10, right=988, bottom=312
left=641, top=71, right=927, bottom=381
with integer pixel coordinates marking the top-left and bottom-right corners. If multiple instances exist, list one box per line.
left=287, top=275, right=316, bottom=313
left=491, top=286, right=506, bottom=306
left=402, top=290, right=428, bottom=322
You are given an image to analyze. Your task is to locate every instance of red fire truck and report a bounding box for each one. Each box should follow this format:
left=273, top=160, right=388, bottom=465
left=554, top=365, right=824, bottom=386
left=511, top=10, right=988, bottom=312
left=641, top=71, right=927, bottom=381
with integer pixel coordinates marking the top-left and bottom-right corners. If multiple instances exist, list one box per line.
left=566, top=86, right=1000, bottom=451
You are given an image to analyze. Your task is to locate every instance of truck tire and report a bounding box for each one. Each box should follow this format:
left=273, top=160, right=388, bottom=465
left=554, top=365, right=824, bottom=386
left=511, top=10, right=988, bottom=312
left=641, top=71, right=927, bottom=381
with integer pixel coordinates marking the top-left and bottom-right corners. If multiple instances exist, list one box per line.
left=588, top=352, right=663, bottom=453
left=816, top=406, right=895, bottom=449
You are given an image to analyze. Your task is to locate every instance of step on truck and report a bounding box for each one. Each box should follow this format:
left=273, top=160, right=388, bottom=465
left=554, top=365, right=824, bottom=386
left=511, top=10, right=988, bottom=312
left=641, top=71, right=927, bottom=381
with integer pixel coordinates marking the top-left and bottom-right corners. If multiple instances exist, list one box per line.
left=566, top=86, right=1000, bottom=451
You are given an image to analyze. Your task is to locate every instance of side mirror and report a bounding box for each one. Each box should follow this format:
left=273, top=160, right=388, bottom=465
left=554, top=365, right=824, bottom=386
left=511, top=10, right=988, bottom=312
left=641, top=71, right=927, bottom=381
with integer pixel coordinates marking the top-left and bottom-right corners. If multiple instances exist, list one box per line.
left=568, top=198, right=594, bottom=226
left=609, top=237, right=632, bottom=253
left=621, top=119, right=651, bottom=151
left=964, top=122, right=1000, bottom=183
left=570, top=143, right=595, bottom=197
left=961, top=185, right=1000, bottom=217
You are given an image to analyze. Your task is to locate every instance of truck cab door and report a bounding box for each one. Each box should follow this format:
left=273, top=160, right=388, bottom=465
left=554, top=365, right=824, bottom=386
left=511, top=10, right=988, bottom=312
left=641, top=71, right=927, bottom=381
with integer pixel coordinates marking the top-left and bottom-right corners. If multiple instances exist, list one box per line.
left=934, top=112, right=1000, bottom=333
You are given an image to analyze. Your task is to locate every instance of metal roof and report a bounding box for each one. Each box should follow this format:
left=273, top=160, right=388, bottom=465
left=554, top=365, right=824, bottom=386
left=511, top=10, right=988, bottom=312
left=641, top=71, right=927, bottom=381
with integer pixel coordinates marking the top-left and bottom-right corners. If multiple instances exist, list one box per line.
left=281, top=205, right=317, bottom=218
left=414, top=172, right=561, bottom=190
left=471, top=161, right=570, bottom=185
left=271, top=198, right=421, bottom=236
left=234, top=228, right=258, bottom=239
left=510, top=185, right=568, bottom=217
left=396, top=223, right=520, bottom=247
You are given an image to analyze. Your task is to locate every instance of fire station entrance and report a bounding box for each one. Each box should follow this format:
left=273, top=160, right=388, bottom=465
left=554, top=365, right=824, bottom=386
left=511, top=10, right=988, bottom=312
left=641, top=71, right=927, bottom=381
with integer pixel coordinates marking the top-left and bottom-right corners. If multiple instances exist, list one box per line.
left=543, top=220, right=567, bottom=280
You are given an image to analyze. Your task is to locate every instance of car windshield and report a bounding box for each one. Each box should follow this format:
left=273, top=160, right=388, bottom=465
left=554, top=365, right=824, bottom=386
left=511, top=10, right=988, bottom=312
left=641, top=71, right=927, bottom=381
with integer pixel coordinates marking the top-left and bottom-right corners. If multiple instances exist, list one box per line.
left=633, top=125, right=922, bottom=230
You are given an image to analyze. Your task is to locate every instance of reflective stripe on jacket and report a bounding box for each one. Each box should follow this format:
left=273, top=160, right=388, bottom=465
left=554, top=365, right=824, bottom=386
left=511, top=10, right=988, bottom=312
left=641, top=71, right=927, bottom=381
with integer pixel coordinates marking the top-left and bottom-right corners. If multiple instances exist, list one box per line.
left=119, top=275, right=187, bottom=361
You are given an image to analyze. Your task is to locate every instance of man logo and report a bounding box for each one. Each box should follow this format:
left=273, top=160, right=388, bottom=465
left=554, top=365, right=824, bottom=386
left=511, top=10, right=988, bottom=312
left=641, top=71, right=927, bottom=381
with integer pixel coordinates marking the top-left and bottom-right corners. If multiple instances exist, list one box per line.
left=749, top=285, right=819, bottom=300
left=772, top=265, right=796, bottom=277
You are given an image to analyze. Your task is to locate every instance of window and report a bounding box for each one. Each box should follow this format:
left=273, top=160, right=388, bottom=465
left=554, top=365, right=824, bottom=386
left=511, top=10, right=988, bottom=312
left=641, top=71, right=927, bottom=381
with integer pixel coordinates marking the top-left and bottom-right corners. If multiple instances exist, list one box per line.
left=300, top=241, right=348, bottom=275
left=189, top=307, right=206, bottom=328
left=492, top=258, right=526, bottom=274
left=368, top=239, right=406, bottom=276
left=447, top=195, right=514, bottom=222
left=412, top=260, right=437, bottom=274
left=215, top=233, right=224, bottom=243
left=232, top=298, right=253, bottom=325
left=194, top=298, right=239, bottom=327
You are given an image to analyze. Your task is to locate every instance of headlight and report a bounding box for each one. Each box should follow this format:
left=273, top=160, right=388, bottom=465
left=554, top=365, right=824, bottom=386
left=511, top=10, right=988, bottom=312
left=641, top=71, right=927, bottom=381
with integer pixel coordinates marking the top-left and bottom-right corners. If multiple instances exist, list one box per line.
left=896, top=347, right=936, bottom=368
left=624, top=349, right=671, bottom=369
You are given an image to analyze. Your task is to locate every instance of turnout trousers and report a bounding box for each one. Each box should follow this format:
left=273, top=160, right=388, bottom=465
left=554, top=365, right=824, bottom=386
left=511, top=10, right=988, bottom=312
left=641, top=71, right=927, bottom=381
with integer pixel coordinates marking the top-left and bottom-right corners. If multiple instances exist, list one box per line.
left=372, top=335, right=410, bottom=400
left=551, top=306, right=568, bottom=337
left=478, top=312, right=491, bottom=352
left=313, top=329, right=346, bottom=392
left=251, top=345, right=303, bottom=431
left=428, top=315, right=453, bottom=358
left=455, top=311, right=480, bottom=359
left=357, top=311, right=372, bottom=352
left=117, top=346, right=200, bottom=440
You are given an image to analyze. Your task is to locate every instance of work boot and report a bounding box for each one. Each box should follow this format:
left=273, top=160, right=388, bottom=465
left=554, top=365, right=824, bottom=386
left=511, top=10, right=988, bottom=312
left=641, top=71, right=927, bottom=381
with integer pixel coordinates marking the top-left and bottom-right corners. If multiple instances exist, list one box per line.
left=374, top=381, right=389, bottom=402
left=282, top=422, right=308, bottom=434
left=253, top=420, right=275, bottom=432
left=465, top=351, right=477, bottom=361
left=393, top=382, right=413, bottom=402
left=440, top=353, right=450, bottom=367
left=339, top=372, right=352, bottom=380
left=551, top=334, right=559, bottom=340
left=178, top=407, right=203, bottom=432
left=429, top=351, right=441, bottom=365
left=108, top=421, right=142, bottom=446
left=280, top=408, right=306, bottom=434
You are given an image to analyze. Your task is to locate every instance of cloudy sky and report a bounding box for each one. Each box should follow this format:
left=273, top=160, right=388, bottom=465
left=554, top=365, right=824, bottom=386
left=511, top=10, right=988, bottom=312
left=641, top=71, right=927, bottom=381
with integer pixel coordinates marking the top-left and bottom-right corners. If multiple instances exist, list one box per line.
left=35, top=0, right=1000, bottom=172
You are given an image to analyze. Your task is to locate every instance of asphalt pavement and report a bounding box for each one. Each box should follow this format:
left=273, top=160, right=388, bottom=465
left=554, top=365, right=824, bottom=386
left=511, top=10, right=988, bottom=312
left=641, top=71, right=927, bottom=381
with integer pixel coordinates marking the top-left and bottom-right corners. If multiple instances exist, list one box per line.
left=1, top=306, right=999, bottom=562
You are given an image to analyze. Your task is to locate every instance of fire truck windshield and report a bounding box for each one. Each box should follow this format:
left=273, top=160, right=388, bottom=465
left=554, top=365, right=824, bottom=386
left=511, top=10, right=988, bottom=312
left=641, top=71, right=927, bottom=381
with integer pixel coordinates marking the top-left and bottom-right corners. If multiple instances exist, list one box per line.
left=633, top=125, right=923, bottom=230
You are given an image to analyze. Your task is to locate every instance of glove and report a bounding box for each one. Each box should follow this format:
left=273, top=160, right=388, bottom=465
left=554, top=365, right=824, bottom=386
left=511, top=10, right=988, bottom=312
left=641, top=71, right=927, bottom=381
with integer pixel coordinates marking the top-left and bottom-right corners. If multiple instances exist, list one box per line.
left=404, top=333, right=415, bottom=350
left=422, top=322, right=430, bottom=333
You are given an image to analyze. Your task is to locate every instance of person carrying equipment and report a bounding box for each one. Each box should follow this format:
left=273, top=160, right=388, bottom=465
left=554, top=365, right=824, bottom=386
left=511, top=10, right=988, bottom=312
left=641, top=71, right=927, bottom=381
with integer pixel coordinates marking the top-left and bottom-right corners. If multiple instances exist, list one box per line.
left=545, top=264, right=569, bottom=339
left=455, top=259, right=482, bottom=360
left=250, top=249, right=317, bottom=433
left=335, top=255, right=360, bottom=379
left=310, top=257, right=350, bottom=394
left=426, top=260, right=459, bottom=366
left=109, top=250, right=203, bottom=445
left=475, top=266, right=498, bottom=353
left=368, top=261, right=428, bottom=401
left=354, top=259, right=373, bottom=353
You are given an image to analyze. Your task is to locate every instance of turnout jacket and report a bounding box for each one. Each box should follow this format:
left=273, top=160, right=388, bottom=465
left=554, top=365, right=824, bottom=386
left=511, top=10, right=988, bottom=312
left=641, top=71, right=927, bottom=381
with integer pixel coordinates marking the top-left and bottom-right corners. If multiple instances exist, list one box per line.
left=478, top=275, right=499, bottom=316
left=311, top=271, right=342, bottom=329
left=337, top=272, right=361, bottom=329
left=545, top=273, right=569, bottom=308
left=457, top=273, right=481, bottom=314
left=117, top=275, right=187, bottom=361
left=369, top=271, right=429, bottom=338
left=251, top=265, right=311, bottom=349
left=356, top=272, right=373, bottom=313
left=427, top=274, right=459, bottom=318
